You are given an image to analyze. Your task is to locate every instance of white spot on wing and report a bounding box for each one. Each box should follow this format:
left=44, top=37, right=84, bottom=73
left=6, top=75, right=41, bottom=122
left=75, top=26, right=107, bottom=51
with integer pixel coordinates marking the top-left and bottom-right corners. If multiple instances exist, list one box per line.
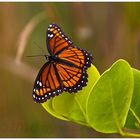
left=33, top=94, right=35, bottom=98
left=39, top=82, right=42, bottom=87
left=50, top=34, right=53, bottom=37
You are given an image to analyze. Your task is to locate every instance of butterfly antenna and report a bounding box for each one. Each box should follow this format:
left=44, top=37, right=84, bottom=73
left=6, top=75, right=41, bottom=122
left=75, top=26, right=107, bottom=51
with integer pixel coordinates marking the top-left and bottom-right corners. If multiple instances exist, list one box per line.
left=26, top=55, right=45, bottom=57
left=26, top=41, right=49, bottom=58
left=33, top=41, right=46, bottom=55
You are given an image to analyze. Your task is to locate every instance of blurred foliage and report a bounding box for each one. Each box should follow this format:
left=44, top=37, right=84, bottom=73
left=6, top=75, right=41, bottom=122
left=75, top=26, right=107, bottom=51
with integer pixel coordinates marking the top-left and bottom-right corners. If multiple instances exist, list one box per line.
left=0, top=2, right=140, bottom=138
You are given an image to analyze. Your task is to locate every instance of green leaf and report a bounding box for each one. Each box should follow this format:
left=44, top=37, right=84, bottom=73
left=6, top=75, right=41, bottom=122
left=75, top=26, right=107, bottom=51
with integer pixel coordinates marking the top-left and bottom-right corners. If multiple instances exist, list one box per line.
left=42, top=64, right=100, bottom=126
left=42, top=99, right=68, bottom=121
left=52, top=93, right=88, bottom=126
left=125, top=68, right=140, bottom=130
left=87, top=59, right=134, bottom=134
left=52, top=64, right=100, bottom=126
left=75, top=65, right=100, bottom=113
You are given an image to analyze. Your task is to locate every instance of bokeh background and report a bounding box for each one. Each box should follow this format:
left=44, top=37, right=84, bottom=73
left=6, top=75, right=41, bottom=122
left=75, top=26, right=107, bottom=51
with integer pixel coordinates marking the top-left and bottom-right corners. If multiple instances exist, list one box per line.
left=0, top=2, right=140, bottom=137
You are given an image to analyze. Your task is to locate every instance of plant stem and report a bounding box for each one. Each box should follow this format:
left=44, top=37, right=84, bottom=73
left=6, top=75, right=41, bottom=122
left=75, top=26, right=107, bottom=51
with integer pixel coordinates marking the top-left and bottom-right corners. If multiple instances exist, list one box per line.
left=122, top=131, right=140, bottom=137
left=130, top=107, right=140, bottom=125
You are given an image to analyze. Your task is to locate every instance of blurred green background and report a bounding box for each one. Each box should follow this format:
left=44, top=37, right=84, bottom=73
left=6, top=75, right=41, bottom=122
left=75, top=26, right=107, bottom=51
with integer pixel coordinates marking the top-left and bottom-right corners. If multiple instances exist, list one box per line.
left=0, top=2, right=140, bottom=138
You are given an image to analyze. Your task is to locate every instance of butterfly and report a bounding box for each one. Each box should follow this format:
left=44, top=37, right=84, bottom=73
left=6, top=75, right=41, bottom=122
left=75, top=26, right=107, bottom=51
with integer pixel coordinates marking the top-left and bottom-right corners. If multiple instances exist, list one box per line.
left=32, top=23, right=92, bottom=103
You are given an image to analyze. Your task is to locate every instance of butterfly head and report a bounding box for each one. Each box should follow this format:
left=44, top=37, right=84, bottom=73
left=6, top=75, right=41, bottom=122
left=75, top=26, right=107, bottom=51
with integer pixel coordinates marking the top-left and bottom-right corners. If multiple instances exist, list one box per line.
left=45, top=55, right=49, bottom=61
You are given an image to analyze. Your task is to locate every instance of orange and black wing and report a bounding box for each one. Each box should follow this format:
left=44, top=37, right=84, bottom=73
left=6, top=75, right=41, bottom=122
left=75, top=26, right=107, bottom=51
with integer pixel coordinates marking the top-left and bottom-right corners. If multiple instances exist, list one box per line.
left=32, top=62, right=62, bottom=103
left=56, top=63, right=88, bottom=93
left=46, top=23, right=73, bottom=55
left=57, top=45, right=92, bottom=69
left=56, top=45, right=92, bottom=93
left=46, top=23, right=92, bottom=93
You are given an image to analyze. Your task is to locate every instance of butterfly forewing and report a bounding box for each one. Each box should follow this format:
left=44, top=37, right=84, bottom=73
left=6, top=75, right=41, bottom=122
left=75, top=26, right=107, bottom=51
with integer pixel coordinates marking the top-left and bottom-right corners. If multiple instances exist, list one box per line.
left=47, top=23, right=73, bottom=55
left=57, top=46, right=92, bottom=69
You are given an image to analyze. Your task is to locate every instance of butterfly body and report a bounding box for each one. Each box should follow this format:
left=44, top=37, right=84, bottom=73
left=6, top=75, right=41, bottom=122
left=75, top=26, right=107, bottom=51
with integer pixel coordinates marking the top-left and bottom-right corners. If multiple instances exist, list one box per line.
left=32, top=23, right=92, bottom=103
left=48, top=55, right=58, bottom=62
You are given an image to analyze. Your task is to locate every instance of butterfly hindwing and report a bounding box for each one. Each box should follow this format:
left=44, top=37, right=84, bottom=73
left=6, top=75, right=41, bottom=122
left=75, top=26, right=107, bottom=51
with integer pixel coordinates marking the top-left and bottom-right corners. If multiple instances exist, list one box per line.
left=56, top=63, right=88, bottom=93
left=32, top=62, right=63, bottom=103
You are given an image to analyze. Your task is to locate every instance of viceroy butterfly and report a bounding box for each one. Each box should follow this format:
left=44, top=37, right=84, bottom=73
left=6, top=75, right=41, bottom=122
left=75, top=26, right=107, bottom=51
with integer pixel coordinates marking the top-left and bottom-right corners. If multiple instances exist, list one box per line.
left=32, top=23, right=92, bottom=103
